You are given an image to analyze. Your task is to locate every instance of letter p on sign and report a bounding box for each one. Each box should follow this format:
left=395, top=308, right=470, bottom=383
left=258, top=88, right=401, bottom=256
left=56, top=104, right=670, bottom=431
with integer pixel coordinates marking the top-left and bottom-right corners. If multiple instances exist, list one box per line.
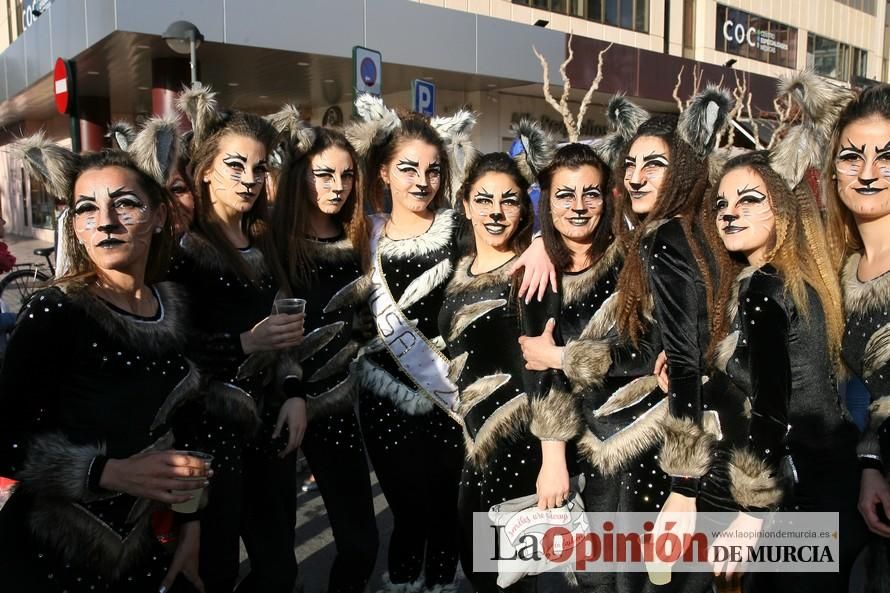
left=412, top=79, right=436, bottom=117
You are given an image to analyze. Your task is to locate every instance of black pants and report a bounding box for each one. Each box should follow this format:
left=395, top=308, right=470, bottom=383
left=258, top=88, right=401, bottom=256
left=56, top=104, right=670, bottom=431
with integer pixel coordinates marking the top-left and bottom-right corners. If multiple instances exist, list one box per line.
left=301, top=410, right=379, bottom=593
left=359, top=391, right=463, bottom=588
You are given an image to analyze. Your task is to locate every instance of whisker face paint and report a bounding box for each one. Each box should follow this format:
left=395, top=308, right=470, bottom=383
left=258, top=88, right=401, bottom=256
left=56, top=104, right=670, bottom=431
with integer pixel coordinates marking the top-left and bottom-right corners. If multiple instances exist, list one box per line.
left=203, top=135, right=269, bottom=217
left=383, top=139, right=442, bottom=215
left=623, top=136, right=670, bottom=215
left=834, top=116, right=890, bottom=220
left=550, top=165, right=604, bottom=244
left=715, top=167, right=776, bottom=265
left=308, top=147, right=356, bottom=216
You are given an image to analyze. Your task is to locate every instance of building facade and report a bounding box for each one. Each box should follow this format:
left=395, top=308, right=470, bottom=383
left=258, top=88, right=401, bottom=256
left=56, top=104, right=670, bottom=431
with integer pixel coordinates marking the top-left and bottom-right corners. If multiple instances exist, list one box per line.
left=0, top=0, right=887, bottom=239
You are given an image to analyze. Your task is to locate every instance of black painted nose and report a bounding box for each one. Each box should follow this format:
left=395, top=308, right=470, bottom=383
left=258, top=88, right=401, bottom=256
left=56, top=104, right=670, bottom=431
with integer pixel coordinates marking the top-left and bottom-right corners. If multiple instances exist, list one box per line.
left=629, top=181, right=645, bottom=191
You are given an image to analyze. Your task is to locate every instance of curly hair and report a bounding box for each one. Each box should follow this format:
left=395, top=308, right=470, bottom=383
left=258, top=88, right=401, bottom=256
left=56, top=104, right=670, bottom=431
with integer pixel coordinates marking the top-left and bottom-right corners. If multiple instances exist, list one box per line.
left=824, top=84, right=890, bottom=267
left=536, top=143, right=614, bottom=273
left=709, top=152, right=845, bottom=368
left=189, top=111, right=285, bottom=287
left=273, top=127, right=369, bottom=286
left=614, top=116, right=715, bottom=345
left=362, top=110, right=452, bottom=213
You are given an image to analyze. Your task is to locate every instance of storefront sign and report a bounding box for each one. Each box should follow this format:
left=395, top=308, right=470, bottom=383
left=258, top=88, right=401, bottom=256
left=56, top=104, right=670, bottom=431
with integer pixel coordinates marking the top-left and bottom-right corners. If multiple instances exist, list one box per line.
left=715, top=5, right=797, bottom=68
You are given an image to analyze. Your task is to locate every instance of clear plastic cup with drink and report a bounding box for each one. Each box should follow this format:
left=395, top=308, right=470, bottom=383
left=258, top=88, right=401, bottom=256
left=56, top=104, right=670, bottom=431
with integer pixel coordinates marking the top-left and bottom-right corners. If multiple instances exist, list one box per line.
left=170, top=451, right=213, bottom=514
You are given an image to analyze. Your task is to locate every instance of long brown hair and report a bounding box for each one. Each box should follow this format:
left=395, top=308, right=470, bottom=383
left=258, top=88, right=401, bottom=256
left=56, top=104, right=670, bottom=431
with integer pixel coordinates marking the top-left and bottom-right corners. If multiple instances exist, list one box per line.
left=614, top=115, right=715, bottom=345
left=273, top=127, right=369, bottom=286
left=189, top=111, right=286, bottom=287
left=824, top=84, right=890, bottom=266
left=363, top=110, right=452, bottom=213
left=60, top=150, right=176, bottom=286
left=536, top=143, right=614, bottom=273
left=710, top=152, right=845, bottom=368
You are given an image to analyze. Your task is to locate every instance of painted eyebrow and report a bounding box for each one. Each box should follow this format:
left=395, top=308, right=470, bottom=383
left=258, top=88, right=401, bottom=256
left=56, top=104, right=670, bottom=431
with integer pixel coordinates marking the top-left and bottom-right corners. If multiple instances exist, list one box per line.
left=876, top=141, right=890, bottom=153
left=642, top=153, right=668, bottom=163
left=473, top=187, right=493, bottom=198
left=736, top=184, right=764, bottom=196
left=224, top=153, right=247, bottom=161
left=397, top=159, right=419, bottom=167
left=842, top=140, right=865, bottom=153
left=501, top=189, right=518, bottom=198
left=556, top=185, right=576, bottom=193
left=582, top=184, right=601, bottom=192
left=108, top=186, right=138, bottom=198
left=312, top=166, right=336, bottom=174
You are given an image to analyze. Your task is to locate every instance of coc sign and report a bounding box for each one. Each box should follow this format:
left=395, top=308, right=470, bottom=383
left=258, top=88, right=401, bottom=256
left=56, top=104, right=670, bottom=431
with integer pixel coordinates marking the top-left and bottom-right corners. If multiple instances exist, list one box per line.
left=22, top=0, right=51, bottom=32
left=715, top=4, right=796, bottom=68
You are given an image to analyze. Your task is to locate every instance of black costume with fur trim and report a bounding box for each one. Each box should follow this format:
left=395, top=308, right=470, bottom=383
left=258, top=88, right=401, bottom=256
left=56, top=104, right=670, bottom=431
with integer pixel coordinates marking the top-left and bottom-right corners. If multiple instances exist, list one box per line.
left=168, top=232, right=289, bottom=593
left=843, top=254, right=890, bottom=470
left=0, top=284, right=198, bottom=593
left=356, top=208, right=466, bottom=592
left=440, top=256, right=556, bottom=593
left=722, top=266, right=866, bottom=593
left=285, top=235, right=378, bottom=593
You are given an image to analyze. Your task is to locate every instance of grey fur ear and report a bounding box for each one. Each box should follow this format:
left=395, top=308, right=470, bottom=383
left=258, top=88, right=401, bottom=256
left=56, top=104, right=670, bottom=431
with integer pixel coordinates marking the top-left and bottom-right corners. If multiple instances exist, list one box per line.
left=10, top=132, right=80, bottom=200
left=769, top=70, right=854, bottom=189
left=266, top=104, right=316, bottom=157
left=511, top=118, right=555, bottom=185
left=678, top=86, right=734, bottom=158
left=345, top=93, right=401, bottom=157
left=176, top=83, right=225, bottom=146
left=128, top=116, right=182, bottom=185
left=107, top=121, right=136, bottom=151
left=592, top=94, right=649, bottom=169
left=433, top=109, right=479, bottom=205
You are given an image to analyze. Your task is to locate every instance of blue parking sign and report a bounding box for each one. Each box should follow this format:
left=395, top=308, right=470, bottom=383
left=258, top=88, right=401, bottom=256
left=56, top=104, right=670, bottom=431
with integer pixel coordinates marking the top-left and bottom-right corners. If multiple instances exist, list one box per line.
left=412, top=79, right=436, bottom=116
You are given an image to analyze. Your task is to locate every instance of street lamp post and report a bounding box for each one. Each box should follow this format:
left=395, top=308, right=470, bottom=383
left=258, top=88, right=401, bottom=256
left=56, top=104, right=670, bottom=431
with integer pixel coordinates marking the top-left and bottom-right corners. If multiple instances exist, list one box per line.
left=162, top=21, right=205, bottom=86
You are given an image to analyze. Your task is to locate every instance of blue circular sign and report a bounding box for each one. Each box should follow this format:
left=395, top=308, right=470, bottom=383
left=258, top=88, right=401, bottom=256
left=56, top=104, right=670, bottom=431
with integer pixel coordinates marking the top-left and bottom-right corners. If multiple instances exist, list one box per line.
left=360, top=57, right=377, bottom=87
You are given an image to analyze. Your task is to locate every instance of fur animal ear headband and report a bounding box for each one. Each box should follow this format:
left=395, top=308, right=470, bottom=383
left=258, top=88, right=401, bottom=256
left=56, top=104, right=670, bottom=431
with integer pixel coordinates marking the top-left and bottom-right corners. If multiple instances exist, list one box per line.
left=12, top=116, right=183, bottom=201
left=677, top=85, right=734, bottom=159
left=768, top=70, right=853, bottom=189
left=266, top=104, right=316, bottom=160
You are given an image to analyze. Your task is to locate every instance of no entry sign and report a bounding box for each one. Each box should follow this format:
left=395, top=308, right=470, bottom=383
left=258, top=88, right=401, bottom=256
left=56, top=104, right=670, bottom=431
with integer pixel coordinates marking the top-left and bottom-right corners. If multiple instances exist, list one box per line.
left=53, top=57, right=73, bottom=115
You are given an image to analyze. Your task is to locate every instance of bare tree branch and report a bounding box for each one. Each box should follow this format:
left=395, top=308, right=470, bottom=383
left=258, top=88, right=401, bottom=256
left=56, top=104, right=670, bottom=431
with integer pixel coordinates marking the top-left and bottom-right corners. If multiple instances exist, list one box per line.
left=575, top=43, right=613, bottom=141
left=672, top=65, right=686, bottom=113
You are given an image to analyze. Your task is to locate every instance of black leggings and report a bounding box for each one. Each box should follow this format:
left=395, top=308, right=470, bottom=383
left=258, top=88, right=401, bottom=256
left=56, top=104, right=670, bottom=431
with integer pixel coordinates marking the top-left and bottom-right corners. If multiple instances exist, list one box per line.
left=301, top=410, right=379, bottom=593
left=359, top=391, right=464, bottom=588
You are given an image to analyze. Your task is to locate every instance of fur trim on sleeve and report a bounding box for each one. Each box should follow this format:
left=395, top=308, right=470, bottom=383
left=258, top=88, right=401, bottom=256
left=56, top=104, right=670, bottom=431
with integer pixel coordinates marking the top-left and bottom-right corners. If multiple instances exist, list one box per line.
left=728, top=447, right=783, bottom=510
left=859, top=395, right=890, bottom=461
left=529, top=382, right=582, bottom=441
left=16, top=433, right=106, bottom=502
left=658, top=414, right=714, bottom=478
left=562, top=339, right=611, bottom=389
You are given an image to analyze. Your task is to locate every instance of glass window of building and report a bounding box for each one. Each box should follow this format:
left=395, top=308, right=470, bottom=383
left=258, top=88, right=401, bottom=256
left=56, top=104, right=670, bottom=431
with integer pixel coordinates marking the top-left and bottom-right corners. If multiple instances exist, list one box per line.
left=834, top=0, right=877, bottom=15
left=714, top=4, right=797, bottom=69
left=28, top=175, right=56, bottom=231
left=513, top=0, right=649, bottom=32
left=806, top=33, right=868, bottom=80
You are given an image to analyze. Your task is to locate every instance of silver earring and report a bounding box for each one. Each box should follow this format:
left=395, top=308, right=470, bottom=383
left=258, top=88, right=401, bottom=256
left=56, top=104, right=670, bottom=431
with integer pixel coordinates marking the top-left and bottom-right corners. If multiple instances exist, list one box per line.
left=154, top=226, right=162, bottom=234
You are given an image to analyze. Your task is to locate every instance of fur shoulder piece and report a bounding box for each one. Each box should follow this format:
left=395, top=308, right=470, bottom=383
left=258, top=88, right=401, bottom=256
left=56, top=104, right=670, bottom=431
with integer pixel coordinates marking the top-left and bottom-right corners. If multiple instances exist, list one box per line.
left=10, top=132, right=80, bottom=199
left=345, top=93, right=401, bottom=158
left=562, top=240, right=623, bottom=306
left=62, top=281, right=189, bottom=355
left=592, top=95, right=649, bottom=169
left=267, top=104, right=316, bottom=158
left=305, top=236, right=358, bottom=264
left=770, top=70, right=854, bottom=189
left=678, top=86, right=734, bottom=159
left=841, top=253, right=890, bottom=315
left=511, top=118, right=555, bottom=184
left=446, top=255, right=514, bottom=297
left=378, top=208, right=458, bottom=259
left=107, top=121, right=136, bottom=151
left=179, top=232, right=268, bottom=275
left=176, top=83, right=225, bottom=145
left=128, top=116, right=182, bottom=185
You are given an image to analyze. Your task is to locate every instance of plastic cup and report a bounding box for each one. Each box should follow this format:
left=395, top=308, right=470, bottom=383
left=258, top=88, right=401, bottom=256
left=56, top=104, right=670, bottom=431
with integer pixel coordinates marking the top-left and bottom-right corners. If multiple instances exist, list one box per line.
left=274, top=298, right=306, bottom=315
left=169, top=451, right=213, bottom=514
left=646, top=562, right=672, bottom=586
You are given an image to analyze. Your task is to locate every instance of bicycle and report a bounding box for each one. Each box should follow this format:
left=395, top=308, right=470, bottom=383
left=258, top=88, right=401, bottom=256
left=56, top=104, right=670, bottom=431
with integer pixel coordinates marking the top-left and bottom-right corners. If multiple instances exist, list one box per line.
left=0, top=246, right=55, bottom=312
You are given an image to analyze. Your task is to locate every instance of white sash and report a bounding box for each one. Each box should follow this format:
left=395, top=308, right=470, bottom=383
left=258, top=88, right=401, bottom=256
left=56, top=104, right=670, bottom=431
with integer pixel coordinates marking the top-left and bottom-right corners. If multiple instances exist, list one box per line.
left=368, top=215, right=459, bottom=416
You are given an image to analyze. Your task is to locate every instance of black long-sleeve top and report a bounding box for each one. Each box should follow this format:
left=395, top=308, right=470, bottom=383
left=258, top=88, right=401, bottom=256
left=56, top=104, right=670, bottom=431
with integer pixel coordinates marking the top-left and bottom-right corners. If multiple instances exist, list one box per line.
left=0, top=284, right=197, bottom=587
left=841, top=253, right=890, bottom=468
left=726, top=266, right=859, bottom=511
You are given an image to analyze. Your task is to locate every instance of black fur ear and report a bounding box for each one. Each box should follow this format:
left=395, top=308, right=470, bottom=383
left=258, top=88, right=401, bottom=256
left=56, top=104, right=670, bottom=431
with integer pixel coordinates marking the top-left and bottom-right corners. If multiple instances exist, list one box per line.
left=511, top=118, right=555, bottom=184
left=678, top=86, right=734, bottom=158
left=344, top=93, right=401, bottom=158
left=107, top=121, right=136, bottom=151
left=128, top=116, right=182, bottom=184
left=176, top=83, right=225, bottom=145
left=592, top=94, right=649, bottom=169
left=10, top=133, right=80, bottom=200
left=770, top=70, right=854, bottom=189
